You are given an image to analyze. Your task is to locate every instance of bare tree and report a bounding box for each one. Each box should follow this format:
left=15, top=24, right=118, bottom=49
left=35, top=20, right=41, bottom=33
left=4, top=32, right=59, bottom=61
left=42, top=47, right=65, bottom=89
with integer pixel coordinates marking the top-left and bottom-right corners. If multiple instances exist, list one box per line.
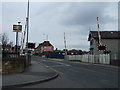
left=2, top=33, right=9, bottom=45
left=1, top=33, right=11, bottom=52
left=9, top=41, right=14, bottom=47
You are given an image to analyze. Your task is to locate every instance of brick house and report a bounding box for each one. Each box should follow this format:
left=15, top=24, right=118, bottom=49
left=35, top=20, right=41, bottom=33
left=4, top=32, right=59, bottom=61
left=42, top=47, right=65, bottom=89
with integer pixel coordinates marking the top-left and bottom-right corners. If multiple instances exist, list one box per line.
left=88, top=31, right=120, bottom=60
left=35, top=41, right=54, bottom=54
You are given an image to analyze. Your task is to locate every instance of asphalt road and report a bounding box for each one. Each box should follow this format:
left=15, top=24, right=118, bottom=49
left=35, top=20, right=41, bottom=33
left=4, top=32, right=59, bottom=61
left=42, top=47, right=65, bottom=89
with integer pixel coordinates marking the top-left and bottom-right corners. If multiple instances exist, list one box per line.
left=22, top=56, right=119, bottom=88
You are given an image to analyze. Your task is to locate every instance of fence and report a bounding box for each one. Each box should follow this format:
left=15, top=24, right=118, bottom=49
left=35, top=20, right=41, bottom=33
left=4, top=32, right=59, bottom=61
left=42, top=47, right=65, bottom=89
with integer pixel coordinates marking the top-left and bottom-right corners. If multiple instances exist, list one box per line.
left=64, top=54, right=110, bottom=64
left=2, top=52, right=20, bottom=58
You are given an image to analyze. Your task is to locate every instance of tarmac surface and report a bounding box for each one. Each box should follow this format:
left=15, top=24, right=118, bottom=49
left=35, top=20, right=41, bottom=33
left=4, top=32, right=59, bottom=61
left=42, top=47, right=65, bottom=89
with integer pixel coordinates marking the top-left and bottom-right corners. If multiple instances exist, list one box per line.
left=1, top=56, right=119, bottom=88
left=2, top=60, right=59, bottom=88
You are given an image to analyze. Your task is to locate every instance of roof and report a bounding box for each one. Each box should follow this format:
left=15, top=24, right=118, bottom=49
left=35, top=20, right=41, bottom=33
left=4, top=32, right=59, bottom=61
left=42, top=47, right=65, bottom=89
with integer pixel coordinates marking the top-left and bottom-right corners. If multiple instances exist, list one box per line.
left=41, top=41, right=53, bottom=46
left=88, top=31, right=120, bottom=41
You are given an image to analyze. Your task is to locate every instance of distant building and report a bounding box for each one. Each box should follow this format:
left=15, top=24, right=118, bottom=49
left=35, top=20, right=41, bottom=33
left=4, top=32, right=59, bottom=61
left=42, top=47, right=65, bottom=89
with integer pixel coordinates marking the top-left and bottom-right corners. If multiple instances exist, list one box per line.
left=88, top=31, right=120, bottom=57
left=35, top=41, right=54, bottom=54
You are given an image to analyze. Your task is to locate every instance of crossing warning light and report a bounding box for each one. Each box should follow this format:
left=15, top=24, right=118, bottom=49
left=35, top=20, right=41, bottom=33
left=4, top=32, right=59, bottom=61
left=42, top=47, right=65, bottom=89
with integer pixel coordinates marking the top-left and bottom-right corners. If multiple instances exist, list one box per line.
left=97, top=45, right=106, bottom=51
left=28, top=43, right=35, bottom=49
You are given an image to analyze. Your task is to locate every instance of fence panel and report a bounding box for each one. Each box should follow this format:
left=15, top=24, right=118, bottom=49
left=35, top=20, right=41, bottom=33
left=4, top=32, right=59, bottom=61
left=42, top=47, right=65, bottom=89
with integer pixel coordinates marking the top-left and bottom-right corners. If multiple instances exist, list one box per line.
left=99, top=54, right=110, bottom=64
left=104, top=54, right=110, bottom=64
left=76, top=55, right=82, bottom=61
left=64, top=54, right=110, bottom=65
left=94, top=55, right=99, bottom=64
left=99, top=54, right=103, bottom=64
left=89, top=55, right=95, bottom=63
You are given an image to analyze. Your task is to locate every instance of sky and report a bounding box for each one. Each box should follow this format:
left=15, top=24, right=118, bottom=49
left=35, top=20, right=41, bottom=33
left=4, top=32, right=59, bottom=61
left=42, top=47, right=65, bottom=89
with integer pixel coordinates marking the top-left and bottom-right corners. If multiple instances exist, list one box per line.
left=1, top=0, right=119, bottom=51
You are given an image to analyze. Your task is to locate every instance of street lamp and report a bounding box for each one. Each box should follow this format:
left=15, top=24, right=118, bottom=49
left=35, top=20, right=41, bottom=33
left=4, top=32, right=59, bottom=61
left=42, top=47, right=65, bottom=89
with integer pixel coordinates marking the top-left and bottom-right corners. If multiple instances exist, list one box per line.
left=43, top=33, right=48, bottom=41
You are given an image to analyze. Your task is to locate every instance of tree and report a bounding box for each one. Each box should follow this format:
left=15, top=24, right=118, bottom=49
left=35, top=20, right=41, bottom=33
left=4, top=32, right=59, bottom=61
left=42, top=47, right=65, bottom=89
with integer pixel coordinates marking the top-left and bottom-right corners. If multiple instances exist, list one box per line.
left=1, top=33, right=9, bottom=45
left=1, top=33, right=14, bottom=52
left=9, top=41, right=14, bottom=47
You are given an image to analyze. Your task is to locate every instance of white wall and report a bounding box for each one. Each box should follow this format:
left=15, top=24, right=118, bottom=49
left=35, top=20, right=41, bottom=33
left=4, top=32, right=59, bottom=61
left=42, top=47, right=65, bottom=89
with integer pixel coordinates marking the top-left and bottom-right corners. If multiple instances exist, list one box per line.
left=65, top=54, right=110, bottom=64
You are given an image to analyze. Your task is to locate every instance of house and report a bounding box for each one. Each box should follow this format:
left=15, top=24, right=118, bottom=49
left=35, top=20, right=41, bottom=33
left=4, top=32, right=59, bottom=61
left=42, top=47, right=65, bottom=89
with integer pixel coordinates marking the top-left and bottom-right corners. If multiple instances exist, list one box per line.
left=35, top=41, right=54, bottom=54
left=88, top=31, right=120, bottom=59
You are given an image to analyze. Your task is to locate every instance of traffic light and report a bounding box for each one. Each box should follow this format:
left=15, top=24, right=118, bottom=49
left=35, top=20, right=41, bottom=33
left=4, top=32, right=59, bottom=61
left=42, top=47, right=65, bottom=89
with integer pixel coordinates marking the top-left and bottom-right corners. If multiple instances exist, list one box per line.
left=28, top=43, right=35, bottom=49
left=98, top=45, right=106, bottom=51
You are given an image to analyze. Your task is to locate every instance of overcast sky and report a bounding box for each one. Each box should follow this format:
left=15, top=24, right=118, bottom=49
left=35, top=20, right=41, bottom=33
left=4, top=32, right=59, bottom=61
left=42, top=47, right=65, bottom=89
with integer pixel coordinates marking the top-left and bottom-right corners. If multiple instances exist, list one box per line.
left=1, top=0, right=118, bottom=51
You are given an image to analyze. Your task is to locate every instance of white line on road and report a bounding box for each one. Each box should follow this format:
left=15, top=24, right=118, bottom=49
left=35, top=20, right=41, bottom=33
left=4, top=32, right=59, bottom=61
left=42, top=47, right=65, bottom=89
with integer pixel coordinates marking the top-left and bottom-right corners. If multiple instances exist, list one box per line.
left=58, top=62, right=70, bottom=67
left=41, top=58, right=71, bottom=67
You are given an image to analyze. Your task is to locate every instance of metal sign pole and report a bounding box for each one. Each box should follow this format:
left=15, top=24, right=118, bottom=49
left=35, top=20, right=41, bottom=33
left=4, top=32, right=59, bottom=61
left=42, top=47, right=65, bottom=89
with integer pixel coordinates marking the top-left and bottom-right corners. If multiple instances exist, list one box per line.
left=16, top=32, right=18, bottom=53
left=16, top=22, right=21, bottom=53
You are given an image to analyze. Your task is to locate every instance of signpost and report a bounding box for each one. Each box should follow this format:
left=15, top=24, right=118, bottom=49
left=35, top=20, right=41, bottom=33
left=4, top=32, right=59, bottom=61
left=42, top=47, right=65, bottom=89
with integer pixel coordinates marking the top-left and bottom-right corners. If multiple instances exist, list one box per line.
left=13, top=25, right=22, bottom=32
left=13, top=22, right=22, bottom=53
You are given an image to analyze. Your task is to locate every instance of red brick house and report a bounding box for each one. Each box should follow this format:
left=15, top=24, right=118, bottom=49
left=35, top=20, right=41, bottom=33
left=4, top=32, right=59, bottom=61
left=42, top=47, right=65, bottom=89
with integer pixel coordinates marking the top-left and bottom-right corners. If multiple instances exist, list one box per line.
left=35, top=41, right=54, bottom=54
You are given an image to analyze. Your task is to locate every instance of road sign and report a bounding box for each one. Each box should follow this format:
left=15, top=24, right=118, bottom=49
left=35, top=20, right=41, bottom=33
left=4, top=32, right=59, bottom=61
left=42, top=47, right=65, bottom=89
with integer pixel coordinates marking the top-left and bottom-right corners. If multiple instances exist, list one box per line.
left=13, top=25, right=22, bottom=32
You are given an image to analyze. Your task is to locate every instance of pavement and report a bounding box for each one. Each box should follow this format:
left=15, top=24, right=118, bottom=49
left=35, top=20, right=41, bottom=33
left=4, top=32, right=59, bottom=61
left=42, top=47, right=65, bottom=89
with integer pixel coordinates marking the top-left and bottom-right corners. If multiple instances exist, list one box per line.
left=2, top=60, right=59, bottom=88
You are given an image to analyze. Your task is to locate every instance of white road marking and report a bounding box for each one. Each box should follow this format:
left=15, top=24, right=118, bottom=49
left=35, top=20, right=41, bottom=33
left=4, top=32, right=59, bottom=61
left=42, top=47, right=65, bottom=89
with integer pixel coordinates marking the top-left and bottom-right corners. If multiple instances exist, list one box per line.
left=58, top=62, right=70, bottom=66
left=41, top=59, right=70, bottom=67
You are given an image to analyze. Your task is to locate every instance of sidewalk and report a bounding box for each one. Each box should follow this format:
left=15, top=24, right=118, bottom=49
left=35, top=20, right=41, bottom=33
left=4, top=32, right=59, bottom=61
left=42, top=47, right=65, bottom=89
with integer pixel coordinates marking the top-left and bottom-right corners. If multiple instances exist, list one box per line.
left=2, top=60, right=59, bottom=88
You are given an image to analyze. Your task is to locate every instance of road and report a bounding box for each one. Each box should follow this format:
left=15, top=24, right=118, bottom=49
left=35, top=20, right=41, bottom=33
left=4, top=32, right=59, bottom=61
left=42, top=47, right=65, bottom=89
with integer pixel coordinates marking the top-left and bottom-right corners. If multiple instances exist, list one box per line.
left=22, top=56, right=118, bottom=88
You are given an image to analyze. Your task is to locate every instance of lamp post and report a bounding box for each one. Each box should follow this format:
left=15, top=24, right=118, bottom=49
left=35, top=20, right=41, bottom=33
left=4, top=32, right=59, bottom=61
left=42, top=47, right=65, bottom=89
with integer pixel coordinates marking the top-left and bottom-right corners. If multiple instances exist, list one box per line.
left=43, top=33, right=48, bottom=41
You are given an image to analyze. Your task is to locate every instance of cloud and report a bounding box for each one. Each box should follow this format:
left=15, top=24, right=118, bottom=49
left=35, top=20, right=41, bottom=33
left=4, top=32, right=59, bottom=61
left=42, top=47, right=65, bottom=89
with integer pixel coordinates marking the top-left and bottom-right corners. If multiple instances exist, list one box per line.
left=59, top=2, right=117, bottom=26
left=2, top=2, right=118, bottom=50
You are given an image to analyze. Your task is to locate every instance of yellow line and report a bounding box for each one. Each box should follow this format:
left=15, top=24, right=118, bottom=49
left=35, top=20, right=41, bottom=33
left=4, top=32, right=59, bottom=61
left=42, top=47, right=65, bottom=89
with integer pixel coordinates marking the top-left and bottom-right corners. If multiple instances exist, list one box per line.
left=38, top=62, right=64, bottom=75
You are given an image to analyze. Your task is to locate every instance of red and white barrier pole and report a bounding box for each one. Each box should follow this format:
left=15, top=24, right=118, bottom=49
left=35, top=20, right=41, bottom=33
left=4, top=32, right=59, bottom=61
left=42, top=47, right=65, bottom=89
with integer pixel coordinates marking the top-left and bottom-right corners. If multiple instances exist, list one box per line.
left=97, top=17, right=102, bottom=45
